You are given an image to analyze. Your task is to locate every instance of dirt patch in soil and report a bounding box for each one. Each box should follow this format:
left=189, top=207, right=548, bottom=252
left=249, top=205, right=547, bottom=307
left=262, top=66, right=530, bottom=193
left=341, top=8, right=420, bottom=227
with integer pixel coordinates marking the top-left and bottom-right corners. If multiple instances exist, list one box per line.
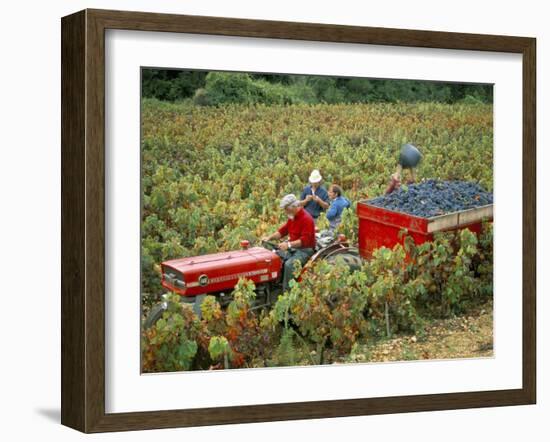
left=341, top=301, right=494, bottom=364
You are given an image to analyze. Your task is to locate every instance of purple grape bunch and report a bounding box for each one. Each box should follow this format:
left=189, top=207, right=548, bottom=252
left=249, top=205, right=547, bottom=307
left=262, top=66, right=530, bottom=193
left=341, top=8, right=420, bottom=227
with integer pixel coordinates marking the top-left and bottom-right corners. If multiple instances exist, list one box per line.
left=368, top=180, right=493, bottom=218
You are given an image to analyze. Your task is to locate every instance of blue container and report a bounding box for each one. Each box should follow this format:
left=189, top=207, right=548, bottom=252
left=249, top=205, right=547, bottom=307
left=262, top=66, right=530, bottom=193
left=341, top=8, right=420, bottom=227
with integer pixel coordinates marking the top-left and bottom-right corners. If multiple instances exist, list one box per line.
left=398, top=143, right=422, bottom=168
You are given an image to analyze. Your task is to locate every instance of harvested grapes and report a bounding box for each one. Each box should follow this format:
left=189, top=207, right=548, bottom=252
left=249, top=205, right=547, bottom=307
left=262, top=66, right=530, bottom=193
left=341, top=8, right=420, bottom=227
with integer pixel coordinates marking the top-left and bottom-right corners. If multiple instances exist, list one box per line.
left=367, top=180, right=493, bottom=218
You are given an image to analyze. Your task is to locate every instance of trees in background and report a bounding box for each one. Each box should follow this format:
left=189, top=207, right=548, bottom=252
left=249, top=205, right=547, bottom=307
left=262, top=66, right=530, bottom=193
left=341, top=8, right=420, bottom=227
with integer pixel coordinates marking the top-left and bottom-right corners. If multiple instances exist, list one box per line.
left=141, top=70, right=208, bottom=102
left=141, top=69, right=492, bottom=105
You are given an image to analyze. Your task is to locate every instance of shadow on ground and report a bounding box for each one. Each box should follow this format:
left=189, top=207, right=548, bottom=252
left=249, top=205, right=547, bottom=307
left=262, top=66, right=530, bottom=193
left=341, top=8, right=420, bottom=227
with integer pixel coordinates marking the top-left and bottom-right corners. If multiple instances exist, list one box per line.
left=35, top=408, right=60, bottom=423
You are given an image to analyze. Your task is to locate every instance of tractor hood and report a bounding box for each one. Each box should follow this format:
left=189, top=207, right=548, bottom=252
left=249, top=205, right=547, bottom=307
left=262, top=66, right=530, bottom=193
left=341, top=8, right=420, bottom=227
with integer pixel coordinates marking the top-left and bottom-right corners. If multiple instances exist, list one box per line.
left=164, top=247, right=277, bottom=271
left=161, top=246, right=282, bottom=297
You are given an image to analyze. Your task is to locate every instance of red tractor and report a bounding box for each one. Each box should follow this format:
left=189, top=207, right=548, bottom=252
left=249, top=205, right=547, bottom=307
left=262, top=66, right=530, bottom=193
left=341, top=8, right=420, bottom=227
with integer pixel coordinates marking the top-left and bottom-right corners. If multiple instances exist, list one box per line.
left=144, top=199, right=492, bottom=328
left=144, top=230, right=361, bottom=327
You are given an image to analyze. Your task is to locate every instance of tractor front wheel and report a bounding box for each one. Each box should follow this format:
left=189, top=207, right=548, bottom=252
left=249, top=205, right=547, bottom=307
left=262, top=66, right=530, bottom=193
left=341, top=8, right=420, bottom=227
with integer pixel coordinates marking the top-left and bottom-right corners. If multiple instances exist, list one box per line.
left=143, top=301, right=168, bottom=329
left=143, top=294, right=207, bottom=329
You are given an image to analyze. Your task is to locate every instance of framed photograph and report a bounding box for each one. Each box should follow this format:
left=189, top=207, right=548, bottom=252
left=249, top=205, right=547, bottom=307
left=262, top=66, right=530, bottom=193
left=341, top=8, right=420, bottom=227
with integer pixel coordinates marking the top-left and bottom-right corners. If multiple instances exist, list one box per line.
left=61, top=9, right=536, bottom=433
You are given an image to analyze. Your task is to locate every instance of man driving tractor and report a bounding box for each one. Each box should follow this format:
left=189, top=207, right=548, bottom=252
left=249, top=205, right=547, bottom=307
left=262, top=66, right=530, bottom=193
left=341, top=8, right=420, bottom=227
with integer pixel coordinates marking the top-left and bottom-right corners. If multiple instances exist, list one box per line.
left=262, top=194, right=316, bottom=291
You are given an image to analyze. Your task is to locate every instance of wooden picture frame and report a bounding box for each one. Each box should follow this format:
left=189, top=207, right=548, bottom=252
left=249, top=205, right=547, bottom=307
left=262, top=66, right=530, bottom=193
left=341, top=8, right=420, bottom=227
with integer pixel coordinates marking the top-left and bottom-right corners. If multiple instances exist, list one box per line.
left=61, top=8, right=536, bottom=433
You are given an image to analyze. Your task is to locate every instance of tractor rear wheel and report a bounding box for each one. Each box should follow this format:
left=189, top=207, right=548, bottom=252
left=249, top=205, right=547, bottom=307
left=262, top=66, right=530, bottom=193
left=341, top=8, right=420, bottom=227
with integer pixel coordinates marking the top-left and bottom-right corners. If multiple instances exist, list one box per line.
left=325, top=250, right=362, bottom=271
left=321, top=250, right=363, bottom=307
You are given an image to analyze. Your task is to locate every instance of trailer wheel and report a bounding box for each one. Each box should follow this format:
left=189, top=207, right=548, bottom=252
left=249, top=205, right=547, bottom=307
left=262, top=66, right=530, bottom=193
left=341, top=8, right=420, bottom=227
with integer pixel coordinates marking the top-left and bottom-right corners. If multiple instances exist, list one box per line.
left=143, top=301, right=168, bottom=329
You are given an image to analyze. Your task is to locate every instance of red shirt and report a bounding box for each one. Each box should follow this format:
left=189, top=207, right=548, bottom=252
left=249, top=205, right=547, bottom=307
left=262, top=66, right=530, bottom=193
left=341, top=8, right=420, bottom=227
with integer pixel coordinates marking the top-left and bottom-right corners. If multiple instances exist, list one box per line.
left=277, top=207, right=316, bottom=249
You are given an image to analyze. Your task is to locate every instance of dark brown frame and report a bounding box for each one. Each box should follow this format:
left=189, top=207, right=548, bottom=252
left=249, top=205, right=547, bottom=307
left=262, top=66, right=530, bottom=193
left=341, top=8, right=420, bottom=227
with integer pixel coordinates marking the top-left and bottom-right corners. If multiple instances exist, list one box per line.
left=61, top=8, right=536, bottom=433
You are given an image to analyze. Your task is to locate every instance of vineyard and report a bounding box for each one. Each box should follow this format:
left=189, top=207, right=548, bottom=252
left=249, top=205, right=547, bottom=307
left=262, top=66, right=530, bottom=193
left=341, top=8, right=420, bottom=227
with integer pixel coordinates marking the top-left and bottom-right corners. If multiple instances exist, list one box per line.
left=140, top=98, right=493, bottom=372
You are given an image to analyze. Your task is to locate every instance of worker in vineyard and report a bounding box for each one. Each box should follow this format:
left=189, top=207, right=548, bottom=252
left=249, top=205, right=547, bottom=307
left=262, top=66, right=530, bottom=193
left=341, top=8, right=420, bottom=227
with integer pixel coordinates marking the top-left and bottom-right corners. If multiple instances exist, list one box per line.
left=326, top=184, right=351, bottom=231
left=385, top=143, right=422, bottom=194
left=262, top=194, right=316, bottom=291
left=299, top=169, right=330, bottom=223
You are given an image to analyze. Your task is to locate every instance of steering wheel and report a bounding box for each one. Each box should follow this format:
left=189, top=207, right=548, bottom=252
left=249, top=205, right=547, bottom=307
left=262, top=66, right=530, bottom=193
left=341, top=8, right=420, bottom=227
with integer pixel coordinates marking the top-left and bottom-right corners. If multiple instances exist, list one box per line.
left=261, top=240, right=279, bottom=251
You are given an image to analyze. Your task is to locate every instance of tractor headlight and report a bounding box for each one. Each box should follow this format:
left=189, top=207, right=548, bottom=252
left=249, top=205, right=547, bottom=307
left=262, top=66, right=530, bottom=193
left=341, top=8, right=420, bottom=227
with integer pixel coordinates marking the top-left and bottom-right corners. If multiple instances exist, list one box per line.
left=164, top=271, right=185, bottom=289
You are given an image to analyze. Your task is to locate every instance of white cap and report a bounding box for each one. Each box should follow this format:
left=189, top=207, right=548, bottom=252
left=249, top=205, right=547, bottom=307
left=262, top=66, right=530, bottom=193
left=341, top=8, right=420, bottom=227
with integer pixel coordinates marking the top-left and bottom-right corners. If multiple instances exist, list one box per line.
left=309, top=169, right=322, bottom=183
left=279, top=194, right=298, bottom=209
